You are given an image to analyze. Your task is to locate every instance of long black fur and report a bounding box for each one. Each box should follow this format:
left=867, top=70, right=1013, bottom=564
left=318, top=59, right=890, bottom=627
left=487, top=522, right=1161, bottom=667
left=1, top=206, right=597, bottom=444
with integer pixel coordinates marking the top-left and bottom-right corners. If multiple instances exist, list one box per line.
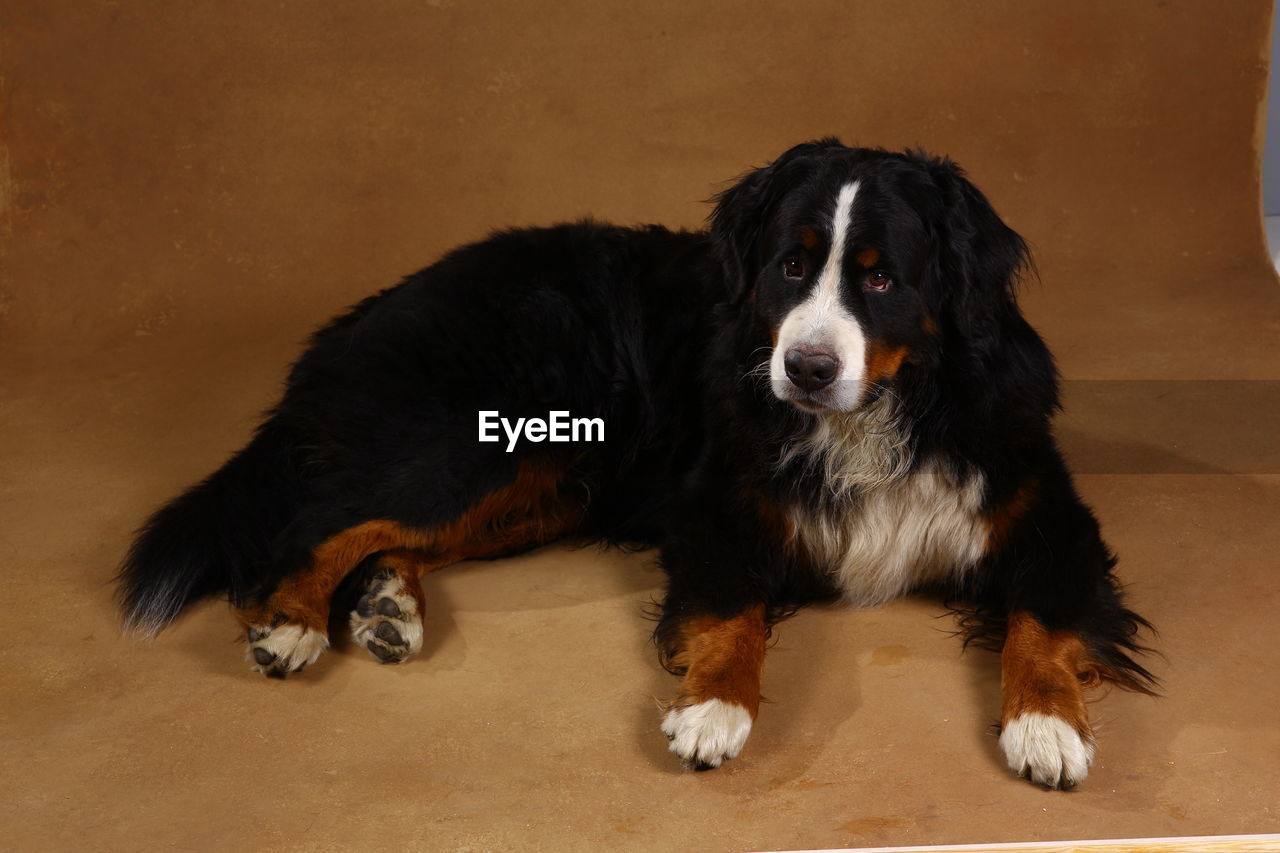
left=119, top=140, right=1155, bottom=696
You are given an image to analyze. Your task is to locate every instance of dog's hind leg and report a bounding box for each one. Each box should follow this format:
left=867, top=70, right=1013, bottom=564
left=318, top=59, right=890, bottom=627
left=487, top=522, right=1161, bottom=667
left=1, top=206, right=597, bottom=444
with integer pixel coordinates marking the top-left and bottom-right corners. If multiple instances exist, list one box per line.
left=348, top=550, right=429, bottom=664
left=237, top=519, right=430, bottom=678
left=237, top=458, right=583, bottom=678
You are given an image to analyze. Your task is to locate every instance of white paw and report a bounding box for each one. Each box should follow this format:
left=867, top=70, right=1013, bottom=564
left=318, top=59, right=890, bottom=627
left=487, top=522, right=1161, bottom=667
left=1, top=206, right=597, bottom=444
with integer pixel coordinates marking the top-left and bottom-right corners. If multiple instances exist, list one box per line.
left=1000, top=712, right=1095, bottom=788
left=661, top=699, right=753, bottom=770
left=246, top=622, right=329, bottom=678
left=349, top=572, right=423, bottom=664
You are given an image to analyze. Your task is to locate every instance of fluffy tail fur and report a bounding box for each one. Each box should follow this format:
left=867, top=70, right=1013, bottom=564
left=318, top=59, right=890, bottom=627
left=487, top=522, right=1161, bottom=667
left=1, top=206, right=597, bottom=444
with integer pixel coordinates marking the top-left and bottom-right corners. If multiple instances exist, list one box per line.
left=117, top=423, right=303, bottom=635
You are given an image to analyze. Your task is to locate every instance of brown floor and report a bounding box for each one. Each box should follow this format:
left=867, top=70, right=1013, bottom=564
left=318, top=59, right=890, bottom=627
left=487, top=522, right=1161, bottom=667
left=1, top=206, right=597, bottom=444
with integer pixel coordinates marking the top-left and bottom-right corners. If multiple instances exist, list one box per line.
left=3, top=2, right=1280, bottom=851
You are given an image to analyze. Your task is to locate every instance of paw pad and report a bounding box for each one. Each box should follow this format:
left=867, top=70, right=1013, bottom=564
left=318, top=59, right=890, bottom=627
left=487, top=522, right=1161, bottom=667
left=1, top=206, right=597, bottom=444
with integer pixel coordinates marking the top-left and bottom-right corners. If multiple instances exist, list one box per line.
left=244, top=620, right=329, bottom=678
left=349, top=573, right=423, bottom=664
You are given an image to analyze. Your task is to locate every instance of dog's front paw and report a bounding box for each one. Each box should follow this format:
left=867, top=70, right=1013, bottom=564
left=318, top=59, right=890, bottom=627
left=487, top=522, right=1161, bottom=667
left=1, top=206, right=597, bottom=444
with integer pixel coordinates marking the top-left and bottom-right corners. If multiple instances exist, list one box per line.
left=661, top=698, right=753, bottom=770
left=245, top=620, right=329, bottom=679
left=999, top=712, right=1095, bottom=788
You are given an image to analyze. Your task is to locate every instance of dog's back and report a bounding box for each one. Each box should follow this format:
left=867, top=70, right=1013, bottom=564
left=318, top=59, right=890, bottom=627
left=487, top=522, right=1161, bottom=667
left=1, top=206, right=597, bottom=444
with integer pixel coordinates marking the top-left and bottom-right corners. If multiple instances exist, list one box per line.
left=120, top=222, right=716, bottom=638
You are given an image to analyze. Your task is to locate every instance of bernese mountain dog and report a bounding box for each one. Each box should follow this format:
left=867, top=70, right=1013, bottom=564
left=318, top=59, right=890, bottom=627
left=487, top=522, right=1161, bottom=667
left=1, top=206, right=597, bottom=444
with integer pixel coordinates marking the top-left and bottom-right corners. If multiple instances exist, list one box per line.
left=119, top=139, right=1156, bottom=789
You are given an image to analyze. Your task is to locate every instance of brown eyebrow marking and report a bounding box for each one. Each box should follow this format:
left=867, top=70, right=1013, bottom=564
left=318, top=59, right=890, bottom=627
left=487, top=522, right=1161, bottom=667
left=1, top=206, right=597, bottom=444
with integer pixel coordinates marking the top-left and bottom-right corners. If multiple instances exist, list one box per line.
left=799, top=228, right=820, bottom=250
left=856, top=248, right=881, bottom=267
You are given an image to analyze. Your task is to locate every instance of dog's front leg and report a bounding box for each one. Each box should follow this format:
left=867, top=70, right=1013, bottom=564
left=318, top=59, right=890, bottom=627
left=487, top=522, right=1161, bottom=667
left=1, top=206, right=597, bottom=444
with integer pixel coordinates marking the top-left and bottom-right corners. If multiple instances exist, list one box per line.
left=656, top=602, right=767, bottom=770
left=998, top=611, right=1097, bottom=788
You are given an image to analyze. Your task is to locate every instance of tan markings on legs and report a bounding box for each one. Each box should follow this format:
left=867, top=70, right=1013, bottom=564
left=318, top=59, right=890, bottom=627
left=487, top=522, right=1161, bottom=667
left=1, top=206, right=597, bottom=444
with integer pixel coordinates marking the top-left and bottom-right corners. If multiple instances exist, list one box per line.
left=236, top=519, right=415, bottom=634
left=984, top=477, right=1039, bottom=552
left=1001, top=612, right=1099, bottom=736
left=374, top=549, right=429, bottom=608
left=666, top=605, right=768, bottom=718
left=238, top=458, right=582, bottom=633
left=1000, top=611, right=1106, bottom=786
left=660, top=605, right=769, bottom=768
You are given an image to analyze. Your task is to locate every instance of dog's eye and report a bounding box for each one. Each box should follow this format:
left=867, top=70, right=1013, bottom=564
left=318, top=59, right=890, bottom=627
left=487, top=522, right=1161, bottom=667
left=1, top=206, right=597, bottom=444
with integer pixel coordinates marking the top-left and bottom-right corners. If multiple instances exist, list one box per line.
left=783, top=258, right=805, bottom=279
left=865, top=270, right=892, bottom=291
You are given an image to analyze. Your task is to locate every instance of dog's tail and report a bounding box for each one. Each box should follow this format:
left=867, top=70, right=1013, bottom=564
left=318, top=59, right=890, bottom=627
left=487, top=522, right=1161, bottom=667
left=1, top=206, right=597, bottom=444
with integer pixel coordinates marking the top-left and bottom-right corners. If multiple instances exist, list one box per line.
left=117, top=422, right=304, bottom=635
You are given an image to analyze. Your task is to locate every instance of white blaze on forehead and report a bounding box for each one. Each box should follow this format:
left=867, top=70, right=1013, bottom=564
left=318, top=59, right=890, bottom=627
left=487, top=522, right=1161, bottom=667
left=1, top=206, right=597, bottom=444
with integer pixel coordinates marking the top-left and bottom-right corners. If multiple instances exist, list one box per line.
left=812, top=181, right=860, bottom=322
left=770, top=180, right=868, bottom=411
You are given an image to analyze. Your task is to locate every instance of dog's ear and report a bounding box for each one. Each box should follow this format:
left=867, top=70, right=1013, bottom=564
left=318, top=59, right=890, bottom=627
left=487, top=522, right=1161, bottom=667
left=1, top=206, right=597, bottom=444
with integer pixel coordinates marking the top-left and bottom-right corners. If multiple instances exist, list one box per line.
left=924, top=155, right=1058, bottom=422
left=925, top=156, right=1031, bottom=356
left=709, top=139, right=844, bottom=302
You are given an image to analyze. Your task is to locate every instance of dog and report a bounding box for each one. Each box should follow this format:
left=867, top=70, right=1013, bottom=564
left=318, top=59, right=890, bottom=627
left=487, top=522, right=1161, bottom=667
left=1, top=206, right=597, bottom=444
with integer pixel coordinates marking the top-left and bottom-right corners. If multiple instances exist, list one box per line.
left=119, top=139, right=1155, bottom=789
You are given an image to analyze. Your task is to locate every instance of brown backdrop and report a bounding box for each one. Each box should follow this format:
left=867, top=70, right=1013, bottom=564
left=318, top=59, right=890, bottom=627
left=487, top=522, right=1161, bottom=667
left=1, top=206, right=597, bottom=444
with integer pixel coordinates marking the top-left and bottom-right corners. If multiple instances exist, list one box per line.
left=3, top=2, right=1278, bottom=850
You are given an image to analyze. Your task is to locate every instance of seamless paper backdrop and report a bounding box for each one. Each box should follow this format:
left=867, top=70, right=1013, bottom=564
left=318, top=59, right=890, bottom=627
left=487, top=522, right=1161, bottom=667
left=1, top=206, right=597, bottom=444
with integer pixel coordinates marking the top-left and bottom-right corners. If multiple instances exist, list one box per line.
left=2, top=2, right=1279, bottom=851
left=3, top=1, right=1276, bottom=374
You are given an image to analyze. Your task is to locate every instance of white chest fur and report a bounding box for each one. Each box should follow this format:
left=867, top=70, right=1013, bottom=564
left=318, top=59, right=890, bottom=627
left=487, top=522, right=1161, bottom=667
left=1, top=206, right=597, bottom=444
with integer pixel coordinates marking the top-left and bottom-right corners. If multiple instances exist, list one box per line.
left=788, top=457, right=989, bottom=606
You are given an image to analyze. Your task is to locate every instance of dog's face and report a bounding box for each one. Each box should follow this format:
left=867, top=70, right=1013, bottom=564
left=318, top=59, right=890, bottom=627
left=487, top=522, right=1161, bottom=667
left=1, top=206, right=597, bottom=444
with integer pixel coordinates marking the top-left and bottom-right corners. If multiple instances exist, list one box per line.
left=756, top=166, right=939, bottom=413
left=711, top=140, right=1028, bottom=414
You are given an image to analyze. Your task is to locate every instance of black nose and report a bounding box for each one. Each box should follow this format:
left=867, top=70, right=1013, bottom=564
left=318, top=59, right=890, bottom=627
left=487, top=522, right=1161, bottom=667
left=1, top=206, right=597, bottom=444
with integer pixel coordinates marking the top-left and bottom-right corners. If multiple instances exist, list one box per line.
left=784, top=348, right=839, bottom=392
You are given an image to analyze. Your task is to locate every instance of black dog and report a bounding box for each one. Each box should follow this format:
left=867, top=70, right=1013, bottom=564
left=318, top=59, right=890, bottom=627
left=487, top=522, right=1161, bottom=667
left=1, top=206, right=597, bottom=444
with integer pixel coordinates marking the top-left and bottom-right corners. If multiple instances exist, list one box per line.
left=120, top=140, right=1155, bottom=788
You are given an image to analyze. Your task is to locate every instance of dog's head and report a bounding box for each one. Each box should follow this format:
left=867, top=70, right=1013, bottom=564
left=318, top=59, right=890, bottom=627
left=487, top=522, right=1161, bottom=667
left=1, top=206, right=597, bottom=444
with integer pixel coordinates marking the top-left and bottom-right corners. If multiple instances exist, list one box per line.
left=711, top=139, right=1031, bottom=414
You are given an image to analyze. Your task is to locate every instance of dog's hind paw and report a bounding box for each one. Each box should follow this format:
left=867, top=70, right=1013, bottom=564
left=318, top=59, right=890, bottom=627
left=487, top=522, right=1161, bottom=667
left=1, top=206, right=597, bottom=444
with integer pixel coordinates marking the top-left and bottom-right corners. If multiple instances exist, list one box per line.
left=245, top=619, right=329, bottom=679
left=661, top=698, right=753, bottom=770
left=349, top=569, right=423, bottom=664
left=999, top=712, right=1095, bottom=788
